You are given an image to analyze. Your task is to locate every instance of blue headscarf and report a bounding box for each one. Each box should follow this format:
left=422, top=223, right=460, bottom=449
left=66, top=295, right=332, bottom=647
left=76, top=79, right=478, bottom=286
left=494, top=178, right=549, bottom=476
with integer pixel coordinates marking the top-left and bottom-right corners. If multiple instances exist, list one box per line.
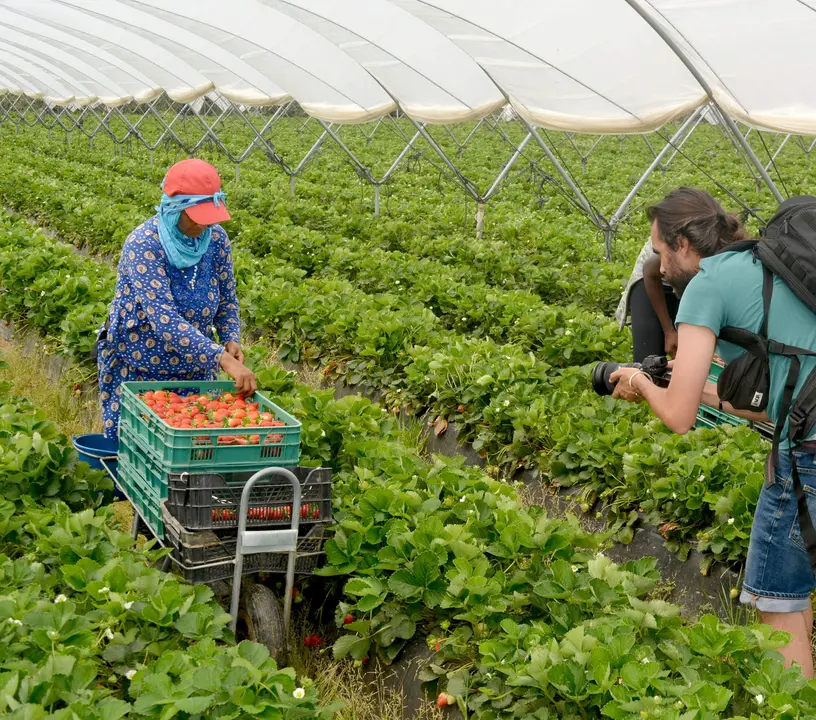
left=154, top=187, right=227, bottom=269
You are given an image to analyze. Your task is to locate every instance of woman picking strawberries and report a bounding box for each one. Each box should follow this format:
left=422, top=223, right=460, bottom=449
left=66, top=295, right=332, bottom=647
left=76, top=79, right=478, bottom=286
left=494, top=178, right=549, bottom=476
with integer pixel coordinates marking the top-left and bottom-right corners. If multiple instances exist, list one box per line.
left=96, top=158, right=255, bottom=438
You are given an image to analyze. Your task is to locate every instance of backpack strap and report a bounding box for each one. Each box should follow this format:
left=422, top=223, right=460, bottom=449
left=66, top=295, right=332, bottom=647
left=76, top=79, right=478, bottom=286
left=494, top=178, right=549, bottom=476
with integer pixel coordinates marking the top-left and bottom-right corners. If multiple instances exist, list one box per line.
left=715, top=239, right=758, bottom=256
left=790, top=444, right=816, bottom=573
left=718, top=267, right=774, bottom=357
left=760, top=264, right=772, bottom=338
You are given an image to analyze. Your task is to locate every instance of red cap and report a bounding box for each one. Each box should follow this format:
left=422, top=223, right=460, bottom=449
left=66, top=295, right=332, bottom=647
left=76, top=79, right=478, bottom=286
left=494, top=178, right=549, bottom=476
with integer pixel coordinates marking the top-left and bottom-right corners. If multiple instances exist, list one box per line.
left=163, top=159, right=231, bottom=225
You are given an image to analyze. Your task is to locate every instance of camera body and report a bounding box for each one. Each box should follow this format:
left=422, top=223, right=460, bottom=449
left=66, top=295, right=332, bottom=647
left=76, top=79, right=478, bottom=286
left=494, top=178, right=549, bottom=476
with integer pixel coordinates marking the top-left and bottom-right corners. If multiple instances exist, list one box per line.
left=591, top=355, right=671, bottom=396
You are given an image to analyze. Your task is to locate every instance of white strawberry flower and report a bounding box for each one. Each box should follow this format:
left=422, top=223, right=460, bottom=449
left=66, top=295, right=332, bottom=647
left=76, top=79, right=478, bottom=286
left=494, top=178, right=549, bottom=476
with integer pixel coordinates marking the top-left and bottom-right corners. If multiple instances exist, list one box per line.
left=570, top=565, right=579, bottom=572
left=756, top=694, right=764, bottom=705
left=293, top=688, right=305, bottom=699
left=727, top=518, right=735, bottom=525
left=124, top=601, right=134, bottom=610
left=98, top=586, right=110, bottom=595
left=697, top=474, right=705, bottom=482
left=642, top=657, right=650, bottom=664
left=7, top=618, right=21, bottom=626
left=126, top=669, right=137, bottom=681
left=104, top=628, right=114, bottom=640
left=54, top=594, right=68, bottom=604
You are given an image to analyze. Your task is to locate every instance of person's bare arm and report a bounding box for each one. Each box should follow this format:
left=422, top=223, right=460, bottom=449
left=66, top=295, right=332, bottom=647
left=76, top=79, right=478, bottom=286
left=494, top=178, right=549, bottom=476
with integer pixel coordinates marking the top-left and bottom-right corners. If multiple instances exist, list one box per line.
left=642, top=253, right=677, bottom=356
left=700, top=381, right=770, bottom=422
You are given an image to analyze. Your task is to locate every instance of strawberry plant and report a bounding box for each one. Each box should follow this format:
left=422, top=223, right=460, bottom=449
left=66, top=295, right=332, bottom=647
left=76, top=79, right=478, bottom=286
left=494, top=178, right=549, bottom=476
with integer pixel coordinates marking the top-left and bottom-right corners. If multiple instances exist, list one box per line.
left=0, top=373, right=338, bottom=717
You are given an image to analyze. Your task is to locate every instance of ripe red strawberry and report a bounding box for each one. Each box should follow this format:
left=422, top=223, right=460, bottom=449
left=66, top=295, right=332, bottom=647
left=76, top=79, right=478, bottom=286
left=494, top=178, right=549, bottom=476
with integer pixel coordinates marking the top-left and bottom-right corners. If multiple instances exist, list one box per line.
left=435, top=639, right=442, bottom=652
left=310, top=634, right=323, bottom=647
left=304, top=635, right=313, bottom=648
left=437, top=694, right=448, bottom=707
left=344, top=614, right=354, bottom=625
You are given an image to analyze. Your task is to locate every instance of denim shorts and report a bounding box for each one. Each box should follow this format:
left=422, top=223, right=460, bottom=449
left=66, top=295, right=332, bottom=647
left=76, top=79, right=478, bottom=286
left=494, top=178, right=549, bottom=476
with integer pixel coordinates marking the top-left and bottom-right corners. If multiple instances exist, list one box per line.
left=740, top=450, right=816, bottom=613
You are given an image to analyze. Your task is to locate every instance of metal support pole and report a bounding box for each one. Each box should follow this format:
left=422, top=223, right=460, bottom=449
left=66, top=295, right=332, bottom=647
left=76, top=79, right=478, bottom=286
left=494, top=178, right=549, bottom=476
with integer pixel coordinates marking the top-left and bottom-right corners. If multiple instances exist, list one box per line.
left=461, top=118, right=485, bottom=148
left=713, top=107, right=762, bottom=187
left=609, top=107, right=705, bottom=228
left=642, top=134, right=659, bottom=161
left=290, top=126, right=332, bottom=176
left=475, top=202, right=485, bottom=239
left=379, top=125, right=423, bottom=183
left=316, top=119, right=377, bottom=185
left=374, top=184, right=380, bottom=216
left=661, top=107, right=707, bottom=170
left=526, top=124, right=605, bottom=229
left=623, top=0, right=784, bottom=203
left=483, top=132, right=533, bottom=201
left=406, top=118, right=481, bottom=201
left=764, top=134, right=791, bottom=174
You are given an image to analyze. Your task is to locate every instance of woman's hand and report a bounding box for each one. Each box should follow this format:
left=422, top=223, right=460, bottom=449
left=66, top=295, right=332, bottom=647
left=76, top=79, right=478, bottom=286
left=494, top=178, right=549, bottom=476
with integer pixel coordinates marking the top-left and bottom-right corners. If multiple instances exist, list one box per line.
left=610, top=367, right=650, bottom=404
left=220, top=351, right=257, bottom=395
left=224, top=341, right=245, bottom=364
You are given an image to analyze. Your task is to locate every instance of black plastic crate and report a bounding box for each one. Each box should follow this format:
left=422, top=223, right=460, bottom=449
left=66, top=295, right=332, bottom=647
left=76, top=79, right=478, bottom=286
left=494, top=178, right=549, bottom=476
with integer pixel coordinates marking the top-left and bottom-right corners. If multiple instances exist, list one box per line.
left=167, top=466, right=332, bottom=531
left=161, top=502, right=328, bottom=584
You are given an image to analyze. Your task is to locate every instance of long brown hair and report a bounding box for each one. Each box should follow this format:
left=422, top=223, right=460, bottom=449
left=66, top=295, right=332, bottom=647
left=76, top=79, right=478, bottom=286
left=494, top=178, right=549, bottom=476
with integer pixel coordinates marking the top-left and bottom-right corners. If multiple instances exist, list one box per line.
left=647, top=187, right=746, bottom=257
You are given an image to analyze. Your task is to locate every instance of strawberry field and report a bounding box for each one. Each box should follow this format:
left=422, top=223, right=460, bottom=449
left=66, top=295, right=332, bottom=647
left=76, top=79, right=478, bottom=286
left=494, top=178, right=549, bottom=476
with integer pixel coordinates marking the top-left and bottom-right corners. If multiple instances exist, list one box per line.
left=2, top=116, right=816, bottom=717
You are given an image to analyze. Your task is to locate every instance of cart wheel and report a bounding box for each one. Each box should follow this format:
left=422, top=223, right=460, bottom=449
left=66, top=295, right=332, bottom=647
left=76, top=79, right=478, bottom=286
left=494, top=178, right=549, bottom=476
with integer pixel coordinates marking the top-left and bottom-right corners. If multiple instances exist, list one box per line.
left=238, top=583, right=286, bottom=661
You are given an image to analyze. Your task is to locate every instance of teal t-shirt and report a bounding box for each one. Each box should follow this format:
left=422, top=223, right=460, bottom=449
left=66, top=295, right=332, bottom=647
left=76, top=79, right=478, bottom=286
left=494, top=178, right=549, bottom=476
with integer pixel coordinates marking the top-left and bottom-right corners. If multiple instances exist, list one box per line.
left=676, top=250, right=816, bottom=445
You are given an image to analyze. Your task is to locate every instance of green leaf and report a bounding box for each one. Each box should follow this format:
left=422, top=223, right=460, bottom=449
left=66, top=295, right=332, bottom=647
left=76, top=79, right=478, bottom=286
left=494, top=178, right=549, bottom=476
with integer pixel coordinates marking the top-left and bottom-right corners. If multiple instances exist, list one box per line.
left=333, top=634, right=371, bottom=661
left=174, top=696, right=214, bottom=713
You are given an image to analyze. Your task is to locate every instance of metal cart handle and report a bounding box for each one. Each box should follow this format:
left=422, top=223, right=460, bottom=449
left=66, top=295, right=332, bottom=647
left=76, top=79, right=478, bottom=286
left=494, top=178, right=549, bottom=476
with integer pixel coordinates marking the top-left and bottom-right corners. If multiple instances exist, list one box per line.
left=98, top=456, right=118, bottom=483
left=229, top=467, right=301, bottom=641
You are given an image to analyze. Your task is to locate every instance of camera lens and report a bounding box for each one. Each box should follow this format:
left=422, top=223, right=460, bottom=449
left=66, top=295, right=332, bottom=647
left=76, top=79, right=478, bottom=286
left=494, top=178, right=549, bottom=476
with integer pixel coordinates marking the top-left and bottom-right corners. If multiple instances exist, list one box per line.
left=591, top=362, right=621, bottom=396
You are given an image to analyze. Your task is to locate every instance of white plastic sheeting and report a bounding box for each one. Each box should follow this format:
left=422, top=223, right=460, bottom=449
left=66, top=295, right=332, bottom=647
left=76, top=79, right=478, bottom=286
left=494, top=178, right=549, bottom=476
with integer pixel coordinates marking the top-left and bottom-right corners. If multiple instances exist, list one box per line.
left=0, top=0, right=813, bottom=133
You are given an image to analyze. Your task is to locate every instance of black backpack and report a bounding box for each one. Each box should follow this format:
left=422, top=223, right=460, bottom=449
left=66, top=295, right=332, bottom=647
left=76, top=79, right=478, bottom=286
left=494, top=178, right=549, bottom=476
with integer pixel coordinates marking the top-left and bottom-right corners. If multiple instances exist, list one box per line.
left=716, top=196, right=816, bottom=571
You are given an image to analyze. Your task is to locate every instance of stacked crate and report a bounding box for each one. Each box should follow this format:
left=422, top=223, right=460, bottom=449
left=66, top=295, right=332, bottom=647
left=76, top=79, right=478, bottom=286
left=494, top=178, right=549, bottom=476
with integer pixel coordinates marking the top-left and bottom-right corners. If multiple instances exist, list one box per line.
left=117, top=380, right=332, bottom=582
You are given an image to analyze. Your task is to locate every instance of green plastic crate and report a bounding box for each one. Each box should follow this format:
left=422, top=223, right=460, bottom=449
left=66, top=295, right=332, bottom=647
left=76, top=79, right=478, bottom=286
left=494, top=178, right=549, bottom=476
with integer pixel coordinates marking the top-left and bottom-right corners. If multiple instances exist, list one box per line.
left=119, top=440, right=170, bottom=500
left=119, top=380, right=301, bottom=473
left=695, top=403, right=748, bottom=431
left=118, top=451, right=165, bottom=538
left=708, top=357, right=725, bottom=382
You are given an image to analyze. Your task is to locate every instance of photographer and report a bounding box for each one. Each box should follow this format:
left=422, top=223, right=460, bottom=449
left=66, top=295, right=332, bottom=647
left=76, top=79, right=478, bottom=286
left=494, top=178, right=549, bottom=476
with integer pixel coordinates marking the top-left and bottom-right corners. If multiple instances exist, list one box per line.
left=610, top=187, right=816, bottom=677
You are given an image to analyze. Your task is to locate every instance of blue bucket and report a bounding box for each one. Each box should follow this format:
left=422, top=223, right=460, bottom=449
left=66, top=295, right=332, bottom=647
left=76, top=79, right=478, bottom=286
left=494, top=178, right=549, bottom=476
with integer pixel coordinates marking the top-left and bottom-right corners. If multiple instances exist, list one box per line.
left=72, top=434, right=125, bottom=500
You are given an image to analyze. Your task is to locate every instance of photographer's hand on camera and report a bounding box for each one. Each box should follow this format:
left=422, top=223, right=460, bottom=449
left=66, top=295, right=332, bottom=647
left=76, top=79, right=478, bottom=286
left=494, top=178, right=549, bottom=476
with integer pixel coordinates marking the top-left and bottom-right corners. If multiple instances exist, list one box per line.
left=610, top=367, right=652, bottom=403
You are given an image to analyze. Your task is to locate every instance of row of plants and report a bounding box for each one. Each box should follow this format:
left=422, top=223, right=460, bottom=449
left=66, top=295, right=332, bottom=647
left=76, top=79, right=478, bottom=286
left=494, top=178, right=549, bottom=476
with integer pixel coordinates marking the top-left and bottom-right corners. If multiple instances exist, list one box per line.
left=0, top=198, right=768, bottom=572
left=0, top=131, right=631, bottom=364
left=0, top=363, right=336, bottom=718
left=4, top=331, right=813, bottom=718
left=7, top=114, right=807, bottom=316
left=0, top=122, right=639, bottom=316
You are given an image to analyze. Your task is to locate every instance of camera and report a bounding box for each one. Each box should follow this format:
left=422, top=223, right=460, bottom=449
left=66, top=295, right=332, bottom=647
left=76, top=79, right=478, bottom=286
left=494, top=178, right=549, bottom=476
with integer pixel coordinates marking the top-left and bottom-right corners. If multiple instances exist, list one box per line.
left=591, top=355, right=671, bottom=396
